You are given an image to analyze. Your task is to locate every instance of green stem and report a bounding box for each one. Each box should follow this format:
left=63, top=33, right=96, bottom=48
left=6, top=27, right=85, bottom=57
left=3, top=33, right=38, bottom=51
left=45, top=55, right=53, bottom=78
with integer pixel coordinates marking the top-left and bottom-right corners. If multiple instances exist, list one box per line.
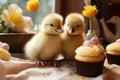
left=89, top=17, right=92, bottom=37
left=35, top=10, right=38, bottom=32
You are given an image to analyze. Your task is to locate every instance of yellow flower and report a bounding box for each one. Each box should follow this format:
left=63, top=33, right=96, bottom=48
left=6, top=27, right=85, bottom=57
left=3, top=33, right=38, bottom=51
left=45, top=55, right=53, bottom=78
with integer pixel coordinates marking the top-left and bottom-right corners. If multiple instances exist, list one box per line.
left=82, top=5, right=98, bottom=40
left=26, top=0, right=40, bottom=11
left=26, top=0, right=40, bottom=32
left=6, top=11, right=23, bottom=26
left=2, top=4, right=33, bottom=32
left=82, top=5, right=98, bottom=18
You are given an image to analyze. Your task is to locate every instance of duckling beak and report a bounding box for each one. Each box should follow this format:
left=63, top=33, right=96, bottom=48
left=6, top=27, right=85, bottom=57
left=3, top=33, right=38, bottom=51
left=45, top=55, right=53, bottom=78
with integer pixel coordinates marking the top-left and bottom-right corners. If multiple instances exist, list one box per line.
left=69, top=28, right=75, bottom=33
left=56, top=27, right=62, bottom=33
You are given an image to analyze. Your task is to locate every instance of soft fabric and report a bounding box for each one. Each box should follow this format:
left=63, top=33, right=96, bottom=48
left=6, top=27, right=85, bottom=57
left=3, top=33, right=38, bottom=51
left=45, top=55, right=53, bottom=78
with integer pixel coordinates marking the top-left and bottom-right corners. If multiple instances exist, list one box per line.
left=6, top=58, right=120, bottom=80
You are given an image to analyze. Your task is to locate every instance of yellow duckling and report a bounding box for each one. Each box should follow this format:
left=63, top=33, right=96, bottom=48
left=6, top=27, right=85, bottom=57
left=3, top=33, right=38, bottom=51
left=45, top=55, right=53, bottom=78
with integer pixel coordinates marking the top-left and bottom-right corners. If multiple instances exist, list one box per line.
left=61, top=13, right=85, bottom=60
left=24, top=13, right=63, bottom=66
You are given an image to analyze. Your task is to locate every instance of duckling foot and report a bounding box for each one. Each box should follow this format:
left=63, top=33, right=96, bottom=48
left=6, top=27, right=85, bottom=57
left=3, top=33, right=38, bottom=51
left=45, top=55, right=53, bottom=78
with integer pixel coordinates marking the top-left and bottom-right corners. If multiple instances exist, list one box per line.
left=35, top=60, right=47, bottom=67
left=52, top=61, right=61, bottom=67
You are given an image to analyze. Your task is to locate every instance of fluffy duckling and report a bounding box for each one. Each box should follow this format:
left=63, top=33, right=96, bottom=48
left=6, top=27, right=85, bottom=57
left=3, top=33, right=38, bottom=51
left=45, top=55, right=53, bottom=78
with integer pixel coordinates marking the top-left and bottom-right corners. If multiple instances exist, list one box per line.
left=61, top=13, right=85, bottom=60
left=24, top=13, right=63, bottom=67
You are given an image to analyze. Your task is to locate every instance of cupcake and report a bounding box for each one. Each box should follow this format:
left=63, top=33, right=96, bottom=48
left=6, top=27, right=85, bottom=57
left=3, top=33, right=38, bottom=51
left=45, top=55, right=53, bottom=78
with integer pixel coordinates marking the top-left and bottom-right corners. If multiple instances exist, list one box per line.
left=75, top=36, right=105, bottom=77
left=0, top=42, right=11, bottom=61
left=106, top=39, right=120, bottom=65
left=0, top=48, right=11, bottom=61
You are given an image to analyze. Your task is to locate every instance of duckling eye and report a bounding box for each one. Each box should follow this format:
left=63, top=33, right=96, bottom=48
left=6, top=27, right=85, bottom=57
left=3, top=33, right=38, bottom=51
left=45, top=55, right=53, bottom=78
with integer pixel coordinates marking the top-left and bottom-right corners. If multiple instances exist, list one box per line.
left=77, top=25, right=80, bottom=28
left=77, top=24, right=82, bottom=28
left=50, top=24, right=54, bottom=27
left=68, top=24, right=69, bottom=26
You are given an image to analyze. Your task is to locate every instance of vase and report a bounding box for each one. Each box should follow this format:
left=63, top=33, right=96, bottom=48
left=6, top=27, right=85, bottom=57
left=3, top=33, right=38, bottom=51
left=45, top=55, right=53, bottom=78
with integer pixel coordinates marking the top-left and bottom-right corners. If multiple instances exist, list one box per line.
left=85, top=30, right=96, bottom=40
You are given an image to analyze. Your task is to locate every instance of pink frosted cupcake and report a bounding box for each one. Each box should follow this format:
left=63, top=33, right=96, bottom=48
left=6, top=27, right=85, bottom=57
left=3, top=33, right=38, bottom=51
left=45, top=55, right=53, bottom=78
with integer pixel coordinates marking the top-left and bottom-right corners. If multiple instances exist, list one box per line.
left=75, top=36, right=105, bottom=77
left=106, top=39, right=120, bottom=65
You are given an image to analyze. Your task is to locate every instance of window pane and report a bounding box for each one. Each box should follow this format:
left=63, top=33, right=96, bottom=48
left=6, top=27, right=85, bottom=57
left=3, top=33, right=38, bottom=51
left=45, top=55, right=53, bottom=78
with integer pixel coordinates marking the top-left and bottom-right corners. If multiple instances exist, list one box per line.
left=0, top=0, right=54, bottom=29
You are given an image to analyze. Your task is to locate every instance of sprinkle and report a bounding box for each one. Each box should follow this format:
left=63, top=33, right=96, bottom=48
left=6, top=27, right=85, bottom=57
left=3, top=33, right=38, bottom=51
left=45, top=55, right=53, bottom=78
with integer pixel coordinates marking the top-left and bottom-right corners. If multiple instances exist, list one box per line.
left=83, top=40, right=92, bottom=47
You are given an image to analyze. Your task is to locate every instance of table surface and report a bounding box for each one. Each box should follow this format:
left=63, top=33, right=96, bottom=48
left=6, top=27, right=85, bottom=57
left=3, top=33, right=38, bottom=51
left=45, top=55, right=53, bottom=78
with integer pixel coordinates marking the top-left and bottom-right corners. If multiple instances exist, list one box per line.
left=9, top=53, right=120, bottom=80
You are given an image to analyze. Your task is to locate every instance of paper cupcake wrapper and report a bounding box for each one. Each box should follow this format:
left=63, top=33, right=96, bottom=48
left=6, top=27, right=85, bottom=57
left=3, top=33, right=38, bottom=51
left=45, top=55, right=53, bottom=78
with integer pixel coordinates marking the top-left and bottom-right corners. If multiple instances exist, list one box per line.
left=76, top=60, right=104, bottom=77
left=106, top=53, right=120, bottom=65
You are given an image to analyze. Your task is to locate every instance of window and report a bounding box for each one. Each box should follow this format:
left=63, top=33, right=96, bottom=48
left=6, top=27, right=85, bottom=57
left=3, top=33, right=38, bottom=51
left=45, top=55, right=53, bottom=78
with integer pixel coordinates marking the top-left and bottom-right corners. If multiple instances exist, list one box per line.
left=0, top=0, right=55, bottom=27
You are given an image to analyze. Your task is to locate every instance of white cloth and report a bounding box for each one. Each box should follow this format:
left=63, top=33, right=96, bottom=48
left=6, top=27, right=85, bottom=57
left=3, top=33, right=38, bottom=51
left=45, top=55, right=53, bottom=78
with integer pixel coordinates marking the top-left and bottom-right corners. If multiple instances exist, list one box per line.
left=6, top=58, right=120, bottom=80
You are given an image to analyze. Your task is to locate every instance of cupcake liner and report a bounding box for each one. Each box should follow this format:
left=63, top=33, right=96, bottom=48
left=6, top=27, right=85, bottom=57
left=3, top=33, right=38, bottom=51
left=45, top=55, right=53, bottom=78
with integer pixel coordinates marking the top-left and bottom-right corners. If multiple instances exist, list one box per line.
left=76, top=60, right=104, bottom=77
left=106, top=53, right=120, bottom=65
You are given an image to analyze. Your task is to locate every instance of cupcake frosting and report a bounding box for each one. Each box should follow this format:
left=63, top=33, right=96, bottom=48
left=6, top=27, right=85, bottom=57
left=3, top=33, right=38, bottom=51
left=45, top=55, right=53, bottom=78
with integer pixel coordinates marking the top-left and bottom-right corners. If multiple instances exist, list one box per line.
left=106, top=39, right=120, bottom=55
left=75, top=36, right=104, bottom=62
left=0, top=42, right=11, bottom=61
left=0, top=48, right=11, bottom=61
